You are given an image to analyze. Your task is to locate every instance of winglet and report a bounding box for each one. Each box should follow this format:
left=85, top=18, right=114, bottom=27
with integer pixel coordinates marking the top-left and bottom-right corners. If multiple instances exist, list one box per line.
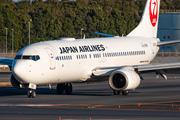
left=94, top=32, right=114, bottom=37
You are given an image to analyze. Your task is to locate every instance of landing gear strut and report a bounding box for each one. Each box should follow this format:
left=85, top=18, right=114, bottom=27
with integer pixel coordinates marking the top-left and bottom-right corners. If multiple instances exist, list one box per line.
left=57, top=83, right=72, bottom=95
left=27, top=89, right=36, bottom=98
left=65, top=83, right=72, bottom=94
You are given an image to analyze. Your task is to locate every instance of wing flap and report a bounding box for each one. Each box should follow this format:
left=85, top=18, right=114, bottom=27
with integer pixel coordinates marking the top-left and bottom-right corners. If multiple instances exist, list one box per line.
left=137, top=62, right=180, bottom=72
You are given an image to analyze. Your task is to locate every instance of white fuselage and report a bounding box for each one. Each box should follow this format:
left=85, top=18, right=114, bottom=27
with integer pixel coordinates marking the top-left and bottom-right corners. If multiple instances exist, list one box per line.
left=12, top=37, right=160, bottom=85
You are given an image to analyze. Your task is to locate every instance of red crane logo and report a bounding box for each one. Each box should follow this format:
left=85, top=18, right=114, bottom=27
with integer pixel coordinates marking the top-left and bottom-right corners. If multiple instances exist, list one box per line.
left=149, top=0, right=158, bottom=27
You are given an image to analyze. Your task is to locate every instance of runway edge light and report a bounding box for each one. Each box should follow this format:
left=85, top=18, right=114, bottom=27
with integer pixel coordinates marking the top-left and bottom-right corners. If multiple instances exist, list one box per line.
left=138, top=103, right=140, bottom=107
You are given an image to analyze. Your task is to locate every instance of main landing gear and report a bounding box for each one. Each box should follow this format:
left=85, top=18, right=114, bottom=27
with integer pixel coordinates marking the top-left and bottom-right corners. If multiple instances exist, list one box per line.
left=113, top=90, right=129, bottom=95
left=27, top=89, right=36, bottom=98
left=57, top=83, right=72, bottom=95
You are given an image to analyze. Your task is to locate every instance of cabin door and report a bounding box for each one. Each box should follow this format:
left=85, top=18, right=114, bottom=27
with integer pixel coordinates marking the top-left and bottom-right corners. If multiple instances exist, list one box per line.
left=45, top=48, right=56, bottom=70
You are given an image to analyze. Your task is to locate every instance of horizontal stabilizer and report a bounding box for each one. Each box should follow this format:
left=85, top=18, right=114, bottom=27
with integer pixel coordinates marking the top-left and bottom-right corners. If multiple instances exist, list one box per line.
left=94, top=32, right=114, bottom=37
left=157, top=40, right=180, bottom=46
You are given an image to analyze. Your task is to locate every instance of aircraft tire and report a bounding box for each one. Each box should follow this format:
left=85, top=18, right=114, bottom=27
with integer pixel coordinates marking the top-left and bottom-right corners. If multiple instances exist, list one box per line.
left=27, top=90, right=36, bottom=98
left=122, top=91, right=129, bottom=95
left=113, top=90, right=120, bottom=95
left=31, top=90, right=36, bottom=98
left=27, top=90, right=31, bottom=98
left=65, top=83, right=72, bottom=95
left=57, top=83, right=65, bottom=94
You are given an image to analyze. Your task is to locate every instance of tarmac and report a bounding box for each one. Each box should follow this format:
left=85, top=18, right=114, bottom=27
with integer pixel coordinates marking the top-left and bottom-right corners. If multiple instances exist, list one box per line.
left=0, top=57, right=180, bottom=119
left=0, top=73, right=180, bottom=119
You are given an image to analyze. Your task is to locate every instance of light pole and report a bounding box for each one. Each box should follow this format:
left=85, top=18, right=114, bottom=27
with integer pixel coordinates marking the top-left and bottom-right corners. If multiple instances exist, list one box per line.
left=4, top=28, right=7, bottom=54
left=28, top=19, right=32, bottom=45
left=11, top=29, right=13, bottom=58
left=81, top=28, right=84, bottom=39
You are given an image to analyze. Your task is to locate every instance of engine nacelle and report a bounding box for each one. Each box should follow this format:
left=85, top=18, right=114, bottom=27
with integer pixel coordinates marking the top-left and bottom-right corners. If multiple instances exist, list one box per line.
left=11, top=74, right=21, bottom=89
left=109, top=69, right=140, bottom=91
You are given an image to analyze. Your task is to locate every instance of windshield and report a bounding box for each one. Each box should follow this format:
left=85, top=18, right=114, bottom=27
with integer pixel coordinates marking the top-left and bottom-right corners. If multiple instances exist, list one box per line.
left=15, top=55, right=40, bottom=61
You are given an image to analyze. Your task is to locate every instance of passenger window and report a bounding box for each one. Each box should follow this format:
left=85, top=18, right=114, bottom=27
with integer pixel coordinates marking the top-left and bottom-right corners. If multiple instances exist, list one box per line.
left=56, top=57, right=59, bottom=61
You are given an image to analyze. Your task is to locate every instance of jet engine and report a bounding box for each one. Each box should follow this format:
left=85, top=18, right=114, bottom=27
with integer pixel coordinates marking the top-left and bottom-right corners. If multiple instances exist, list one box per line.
left=109, top=69, right=140, bottom=91
left=10, top=74, right=21, bottom=89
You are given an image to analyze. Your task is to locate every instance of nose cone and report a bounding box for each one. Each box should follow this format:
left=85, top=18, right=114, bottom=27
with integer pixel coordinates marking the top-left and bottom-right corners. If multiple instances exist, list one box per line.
left=12, top=60, right=28, bottom=83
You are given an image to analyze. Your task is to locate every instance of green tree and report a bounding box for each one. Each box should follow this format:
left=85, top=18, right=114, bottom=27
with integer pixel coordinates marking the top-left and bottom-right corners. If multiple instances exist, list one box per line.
left=62, top=17, right=74, bottom=37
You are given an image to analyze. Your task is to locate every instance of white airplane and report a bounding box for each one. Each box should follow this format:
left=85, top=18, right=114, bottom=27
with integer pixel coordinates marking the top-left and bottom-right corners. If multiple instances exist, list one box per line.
left=1, top=0, right=180, bottom=98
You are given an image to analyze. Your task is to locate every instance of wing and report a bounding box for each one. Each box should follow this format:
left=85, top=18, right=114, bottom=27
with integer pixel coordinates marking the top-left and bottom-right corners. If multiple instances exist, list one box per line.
left=0, top=57, right=14, bottom=66
left=92, top=62, right=180, bottom=80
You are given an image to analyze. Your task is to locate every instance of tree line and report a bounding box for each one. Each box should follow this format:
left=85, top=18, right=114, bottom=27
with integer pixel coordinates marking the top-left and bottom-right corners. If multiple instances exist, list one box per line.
left=0, top=0, right=179, bottom=52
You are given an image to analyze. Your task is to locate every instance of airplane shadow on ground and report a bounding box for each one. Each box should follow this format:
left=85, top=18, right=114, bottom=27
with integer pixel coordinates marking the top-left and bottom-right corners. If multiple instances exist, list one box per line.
left=0, top=87, right=123, bottom=97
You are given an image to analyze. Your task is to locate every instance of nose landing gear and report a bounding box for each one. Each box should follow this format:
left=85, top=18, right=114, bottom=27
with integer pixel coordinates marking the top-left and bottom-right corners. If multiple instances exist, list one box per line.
left=27, top=89, right=36, bottom=98
left=27, top=83, right=37, bottom=98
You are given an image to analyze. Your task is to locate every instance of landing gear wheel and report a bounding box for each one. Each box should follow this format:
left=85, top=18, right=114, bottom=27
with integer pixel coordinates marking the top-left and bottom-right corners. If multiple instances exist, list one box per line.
left=27, top=90, right=36, bottom=98
left=113, top=90, right=120, bottom=95
left=65, top=83, right=72, bottom=95
left=27, top=90, right=31, bottom=98
left=57, top=83, right=65, bottom=94
left=122, top=91, right=129, bottom=95
left=31, top=90, right=36, bottom=98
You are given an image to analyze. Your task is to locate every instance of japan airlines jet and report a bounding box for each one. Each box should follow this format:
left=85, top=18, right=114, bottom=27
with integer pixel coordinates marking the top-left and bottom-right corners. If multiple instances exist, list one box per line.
left=1, top=0, right=180, bottom=98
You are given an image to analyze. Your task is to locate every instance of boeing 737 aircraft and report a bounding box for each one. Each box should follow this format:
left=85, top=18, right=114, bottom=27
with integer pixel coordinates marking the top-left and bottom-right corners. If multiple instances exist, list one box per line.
left=1, top=0, right=180, bottom=98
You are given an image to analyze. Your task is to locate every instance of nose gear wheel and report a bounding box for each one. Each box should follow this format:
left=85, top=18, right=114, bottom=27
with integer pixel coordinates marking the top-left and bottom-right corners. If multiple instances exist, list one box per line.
left=27, top=90, right=36, bottom=98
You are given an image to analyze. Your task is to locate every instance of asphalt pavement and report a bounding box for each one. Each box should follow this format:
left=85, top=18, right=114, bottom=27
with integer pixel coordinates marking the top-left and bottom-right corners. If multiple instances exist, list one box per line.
left=0, top=73, right=180, bottom=120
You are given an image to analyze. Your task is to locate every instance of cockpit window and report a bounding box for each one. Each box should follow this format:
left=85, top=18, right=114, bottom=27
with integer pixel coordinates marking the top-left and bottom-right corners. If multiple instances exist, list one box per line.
left=22, top=56, right=32, bottom=60
left=15, top=55, right=40, bottom=61
left=15, top=55, right=22, bottom=59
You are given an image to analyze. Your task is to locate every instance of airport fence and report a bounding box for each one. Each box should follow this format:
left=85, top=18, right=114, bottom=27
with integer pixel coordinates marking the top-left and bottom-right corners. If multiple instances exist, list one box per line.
left=156, top=52, right=180, bottom=57
left=160, top=9, right=180, bottom=13
left=0, top=53, right=17, bottom=59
